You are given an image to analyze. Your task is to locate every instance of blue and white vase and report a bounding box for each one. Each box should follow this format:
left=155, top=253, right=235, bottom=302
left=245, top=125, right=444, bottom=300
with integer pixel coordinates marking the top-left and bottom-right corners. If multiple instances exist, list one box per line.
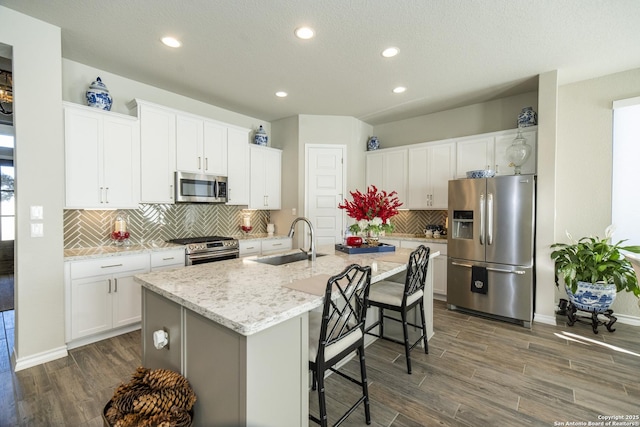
left=565, top=281, right=617, bottom=313
left=86, top=77, right=113, bottom=111
left=254, top=125, right=268, bottom=146
left=517, top=107, right=537, bottom=127
left=367, top=136, right=380, bottom=151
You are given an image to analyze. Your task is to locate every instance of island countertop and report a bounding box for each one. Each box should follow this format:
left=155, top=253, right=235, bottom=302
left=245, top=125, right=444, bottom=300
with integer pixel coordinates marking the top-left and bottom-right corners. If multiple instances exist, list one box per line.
left=134, top=247, right=439, bottom=336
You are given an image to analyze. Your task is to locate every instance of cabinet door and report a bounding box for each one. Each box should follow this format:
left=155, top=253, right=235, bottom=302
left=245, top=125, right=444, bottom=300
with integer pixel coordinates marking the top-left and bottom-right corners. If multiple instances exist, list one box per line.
left=385, top=150, right=408, bottom=206
left=112, top=269, right=147, bottom=328
left=433, top=256, right=447, bottom=296
left=494, top=129, right=537, bottom=176
left=176, top=114, right=204, bottom=173
left=264, top=148, right=282, bottom=209
left=64, top=107, right=103, bottom=208
left=203, top=121, right=228, bottom=175
left=456, top=136, right=494, bottom=178
left=227, top=128, right=250, bottom=205
left=102, top=116, right=140, bottom=208
left=70, top=275, right=112, bottom=339
left=407, top=147, right=429, bottom=209
left=428, top=143, right=455, bottom=209
left=249, top=146, right=267, bottom=208
left=140, top=105, right=176, bottom=203
left=365, top=152, right=384, bottom=191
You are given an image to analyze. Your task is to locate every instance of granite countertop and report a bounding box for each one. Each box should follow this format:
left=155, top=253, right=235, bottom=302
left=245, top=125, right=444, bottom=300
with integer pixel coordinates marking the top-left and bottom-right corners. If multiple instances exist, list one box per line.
left=64, top=241, right=184, bottom=261
left=135, top=247, right=440, bottom=337
left=382, top=233, right=449, bottom=243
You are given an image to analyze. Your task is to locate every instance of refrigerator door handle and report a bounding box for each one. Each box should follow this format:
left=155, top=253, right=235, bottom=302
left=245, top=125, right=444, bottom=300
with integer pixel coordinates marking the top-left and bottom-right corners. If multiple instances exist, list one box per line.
left=451, top=261, right=473, bottom=268
left=487, top=192, right=493, bottom=245
left=486, top=267, right=526, bottom=275
left=479, top=193, right=485, bottom=245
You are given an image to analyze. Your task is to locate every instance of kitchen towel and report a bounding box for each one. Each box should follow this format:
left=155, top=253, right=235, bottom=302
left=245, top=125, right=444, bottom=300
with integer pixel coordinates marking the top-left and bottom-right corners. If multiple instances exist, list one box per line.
left=471, top=265, right=488, bottom=294
left=282, top=274, right=334, bottom=296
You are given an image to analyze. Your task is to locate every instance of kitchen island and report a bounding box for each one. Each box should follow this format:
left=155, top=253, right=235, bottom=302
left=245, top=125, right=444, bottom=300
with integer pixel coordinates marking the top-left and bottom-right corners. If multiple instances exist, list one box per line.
left=134, top=247, right=439, bottom=427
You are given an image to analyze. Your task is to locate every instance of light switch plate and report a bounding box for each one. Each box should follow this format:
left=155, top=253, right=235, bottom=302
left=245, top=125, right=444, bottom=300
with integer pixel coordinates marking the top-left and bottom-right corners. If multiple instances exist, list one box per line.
left=31, top=223, right=44, bottom=237
left=30, top=206, right=44, bottom=220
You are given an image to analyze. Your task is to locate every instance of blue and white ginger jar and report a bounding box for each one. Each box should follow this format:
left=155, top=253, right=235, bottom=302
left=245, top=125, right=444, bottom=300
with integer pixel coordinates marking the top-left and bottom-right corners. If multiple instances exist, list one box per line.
left=254, top=125, right=268, bottom=146
left=517, top=107, right=537, bottom=127
left=367, top=136, right=380, bottom=151
left=86, top=77, right=113, bottom=111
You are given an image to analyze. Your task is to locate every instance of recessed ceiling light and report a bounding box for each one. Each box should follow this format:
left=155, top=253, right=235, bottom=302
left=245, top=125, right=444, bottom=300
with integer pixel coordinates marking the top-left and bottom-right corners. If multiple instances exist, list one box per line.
left=382, top=47, right=399, bottom=58
left=294, top=27, right=315, bottom=40
left=161, top=36, right=181, bottom=48
left=393, top=86, right=406, bottom=94
left=275, top=91, right=288, bottom=98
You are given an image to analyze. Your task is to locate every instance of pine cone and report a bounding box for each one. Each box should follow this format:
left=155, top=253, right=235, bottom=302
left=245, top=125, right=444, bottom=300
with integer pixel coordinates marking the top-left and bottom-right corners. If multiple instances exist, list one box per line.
left=143, top=369, right=189, bottom=391
left=113, top=413, right=142, bottom=427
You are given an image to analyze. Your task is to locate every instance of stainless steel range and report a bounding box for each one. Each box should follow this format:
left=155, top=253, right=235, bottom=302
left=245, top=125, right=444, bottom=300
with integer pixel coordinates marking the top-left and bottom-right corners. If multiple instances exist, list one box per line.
left=168, top=236, right=239, bottom=265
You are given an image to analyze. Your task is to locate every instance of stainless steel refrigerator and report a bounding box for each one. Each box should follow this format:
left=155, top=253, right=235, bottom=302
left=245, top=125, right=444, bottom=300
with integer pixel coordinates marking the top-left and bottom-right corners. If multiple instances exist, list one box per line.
left=447, top=174, right=536, bottom=327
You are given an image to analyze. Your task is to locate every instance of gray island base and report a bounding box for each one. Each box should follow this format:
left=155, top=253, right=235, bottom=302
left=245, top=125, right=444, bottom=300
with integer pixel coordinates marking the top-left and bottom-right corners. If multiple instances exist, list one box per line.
left=135, top=247, right=438, bottom=426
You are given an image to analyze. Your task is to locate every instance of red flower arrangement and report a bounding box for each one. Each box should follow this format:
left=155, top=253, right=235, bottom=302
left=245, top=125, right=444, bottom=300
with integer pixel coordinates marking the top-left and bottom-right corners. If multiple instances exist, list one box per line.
left=338, top=185, right=403, bottom=234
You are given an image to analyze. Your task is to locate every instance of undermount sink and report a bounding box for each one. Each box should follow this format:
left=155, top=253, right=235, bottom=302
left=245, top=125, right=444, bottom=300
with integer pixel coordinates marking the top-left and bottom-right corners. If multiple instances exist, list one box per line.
left=251, top=252, right=327, bottom=266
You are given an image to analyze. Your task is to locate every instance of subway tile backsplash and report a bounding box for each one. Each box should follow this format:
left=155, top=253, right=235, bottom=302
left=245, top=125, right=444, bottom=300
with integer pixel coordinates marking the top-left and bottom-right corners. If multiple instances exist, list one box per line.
left=64, top=204, right=270, bottom=249
left=64, top=206, right=444, bottom=249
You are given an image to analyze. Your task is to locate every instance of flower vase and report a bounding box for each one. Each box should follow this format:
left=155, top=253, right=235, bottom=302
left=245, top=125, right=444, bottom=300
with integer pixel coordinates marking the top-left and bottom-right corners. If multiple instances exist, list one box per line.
left=365, top=230, right=380, bottom=246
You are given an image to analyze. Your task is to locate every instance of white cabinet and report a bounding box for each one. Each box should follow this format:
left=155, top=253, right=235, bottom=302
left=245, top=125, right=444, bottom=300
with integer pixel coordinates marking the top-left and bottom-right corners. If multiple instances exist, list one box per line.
left=226, top=128, right=250, bottom=205
left=176, top=114, right=228, bottom=175
left=150, top=249, right=185, bottom=271
left=239, top=238, right=292, bottom=257
left=456, top=128, right=537, bottom=177
left=67, top=254, right=150, bottom=341
left=135, top=101, right=177, bottom=203
left=249, top=145, right=282, bottom=209
left=407, top=143, right=455, bottom=209
left=365, top=149, right=408, bottom=206
left=428, top=242, right=447, bottom=298
left=64, top=103, right=140, bottom=208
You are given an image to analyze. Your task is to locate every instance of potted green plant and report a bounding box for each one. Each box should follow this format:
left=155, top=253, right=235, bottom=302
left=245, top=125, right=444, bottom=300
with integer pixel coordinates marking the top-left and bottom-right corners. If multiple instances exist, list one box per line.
left=550, top=226, right=640, bottom=332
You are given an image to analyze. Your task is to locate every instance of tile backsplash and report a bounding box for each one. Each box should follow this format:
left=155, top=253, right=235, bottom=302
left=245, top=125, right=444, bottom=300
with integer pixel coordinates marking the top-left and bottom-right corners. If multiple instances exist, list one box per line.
left=64, top=205, right=445, bottom=249
left=64, top=204, right=270, bottom=249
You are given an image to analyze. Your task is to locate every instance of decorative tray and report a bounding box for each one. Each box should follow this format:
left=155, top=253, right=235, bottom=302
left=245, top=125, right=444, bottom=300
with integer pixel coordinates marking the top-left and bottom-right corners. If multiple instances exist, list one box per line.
left=335, top=243, right=396, bottom=254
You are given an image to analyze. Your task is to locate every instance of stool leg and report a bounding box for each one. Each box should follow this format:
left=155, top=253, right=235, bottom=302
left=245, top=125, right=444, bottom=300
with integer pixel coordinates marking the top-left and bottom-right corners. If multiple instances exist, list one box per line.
left=378, top=307, right=384, bottom=338
left=358, top=346, right=371, bottom=424
left=419, top=301, right=428, bottom=354
left=316, top=371, right=328, bottom=427
left=401, top=310, right=412, bottom=374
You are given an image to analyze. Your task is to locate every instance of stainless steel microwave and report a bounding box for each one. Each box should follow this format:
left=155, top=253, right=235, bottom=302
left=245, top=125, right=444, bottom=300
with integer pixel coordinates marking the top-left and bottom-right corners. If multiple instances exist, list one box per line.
left=175, top=171, right=227, bottom=203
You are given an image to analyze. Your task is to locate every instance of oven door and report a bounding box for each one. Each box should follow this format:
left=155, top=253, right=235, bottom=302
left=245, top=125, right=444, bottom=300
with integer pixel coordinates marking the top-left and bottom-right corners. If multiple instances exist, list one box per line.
left=186, top=251, right=239, bottom=266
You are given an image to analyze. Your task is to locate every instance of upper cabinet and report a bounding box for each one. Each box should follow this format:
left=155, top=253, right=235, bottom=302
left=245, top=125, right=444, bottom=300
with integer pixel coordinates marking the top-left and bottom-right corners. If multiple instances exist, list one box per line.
left=365, top=148, right=408, bottom=206
left=176, top=114, right=228, bottom=176
left=456, top=127, right=537, bottom=177
left=407, top=142, right=455, bottom=209
left=135, top=101, right=176, bottom=204
left=226, top=127, right=250, bottom=205
left=64, top=103, right=140, bottom=209
left=249, top=145, right=281, bottom=209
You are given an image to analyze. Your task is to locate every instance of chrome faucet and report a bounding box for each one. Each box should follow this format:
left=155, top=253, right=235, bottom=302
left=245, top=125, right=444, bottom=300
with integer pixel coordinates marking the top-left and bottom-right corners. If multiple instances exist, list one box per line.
left=287, top=217, right=317, bottom=261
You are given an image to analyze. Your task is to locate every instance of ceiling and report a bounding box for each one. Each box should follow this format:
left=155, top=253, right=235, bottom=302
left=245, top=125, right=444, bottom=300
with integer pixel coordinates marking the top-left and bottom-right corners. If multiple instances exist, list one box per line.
left=2, top=0, right=640, bottom=125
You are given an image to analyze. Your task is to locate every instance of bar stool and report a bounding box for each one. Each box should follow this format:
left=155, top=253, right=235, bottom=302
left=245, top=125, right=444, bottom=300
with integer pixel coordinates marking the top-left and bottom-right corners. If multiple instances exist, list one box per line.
left=308, top=264, right=372, bottom=427
left=365, top=245, right=430, bottom=374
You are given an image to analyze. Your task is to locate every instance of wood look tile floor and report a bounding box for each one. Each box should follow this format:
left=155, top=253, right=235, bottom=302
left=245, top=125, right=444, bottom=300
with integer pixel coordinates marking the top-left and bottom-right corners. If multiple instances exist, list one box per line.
left=2, top=301, right=639, bottom=426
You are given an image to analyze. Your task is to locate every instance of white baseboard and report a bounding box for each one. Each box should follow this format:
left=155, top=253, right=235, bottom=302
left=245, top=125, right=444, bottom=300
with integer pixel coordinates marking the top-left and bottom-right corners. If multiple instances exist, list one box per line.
left=66, top=323, right=141, bottom=350
left=13, top=345, right=68, bottom=372
left=533, top=313, right=557, bottom=326
left=615, top=313, right=640, bottom=326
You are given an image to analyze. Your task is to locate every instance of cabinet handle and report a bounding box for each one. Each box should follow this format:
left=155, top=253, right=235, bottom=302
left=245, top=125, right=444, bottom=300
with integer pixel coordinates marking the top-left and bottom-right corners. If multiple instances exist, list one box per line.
left=101, top=263, right=123, bottom=268
left=108, top=278, right=112, bottom=293
left=205, top=158, right=209, bottom=171
left=495, top=165, right=499, bottom=174
left=246, top=246, right=255, bottom=250
left=114, top=278, right=118, bottom=292
left=100, top=187, right=104, bottom=203
left=105, top=187, right=109, bottom=204
left=198, top=156, right=201, bottom=170
left=273, top=243, right=282, bottom=246
left=162, top=257, right=175, bottom=261
left=170, top=184, right=174, bottom=200
left=263, top=195, right=267, bottom=206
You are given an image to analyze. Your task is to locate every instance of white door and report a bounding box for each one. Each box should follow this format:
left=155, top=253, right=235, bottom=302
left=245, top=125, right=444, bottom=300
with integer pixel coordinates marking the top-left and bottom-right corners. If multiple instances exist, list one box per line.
left=306, top=146, right=346, bottom=247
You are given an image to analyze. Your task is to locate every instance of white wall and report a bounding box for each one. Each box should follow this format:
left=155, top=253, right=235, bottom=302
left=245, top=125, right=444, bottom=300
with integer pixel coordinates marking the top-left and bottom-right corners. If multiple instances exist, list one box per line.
left=0, top=6, right=67, bottom=368
left=373, top=92, right=538, bottom=148
left=556, top=67, right=640, bottom=317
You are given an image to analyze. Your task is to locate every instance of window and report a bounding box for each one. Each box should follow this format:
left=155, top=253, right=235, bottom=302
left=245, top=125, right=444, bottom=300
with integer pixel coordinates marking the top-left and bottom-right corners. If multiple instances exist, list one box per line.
left=612, top=97, right=640, bottom=245
left=0, top=133, right=13, bottom=241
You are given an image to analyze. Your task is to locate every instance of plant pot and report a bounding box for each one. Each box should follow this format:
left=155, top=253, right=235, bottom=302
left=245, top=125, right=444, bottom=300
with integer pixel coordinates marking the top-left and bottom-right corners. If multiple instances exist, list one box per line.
left=565, top=281, right=617, bottom=313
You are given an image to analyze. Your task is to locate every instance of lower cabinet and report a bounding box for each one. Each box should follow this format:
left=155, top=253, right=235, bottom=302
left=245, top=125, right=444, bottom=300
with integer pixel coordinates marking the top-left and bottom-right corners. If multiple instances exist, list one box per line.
left=239, top=238, right=292, bottom=257
left=67, top=254, right=150, bottom=343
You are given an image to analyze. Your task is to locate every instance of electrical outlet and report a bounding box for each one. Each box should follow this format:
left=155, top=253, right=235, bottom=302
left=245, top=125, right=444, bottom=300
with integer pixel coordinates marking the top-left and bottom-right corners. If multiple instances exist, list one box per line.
left=31, top=223, right=44, bottom=237
left=30, top=205, right=44, bottom=220
left=292, top=208, right=297, bottom=216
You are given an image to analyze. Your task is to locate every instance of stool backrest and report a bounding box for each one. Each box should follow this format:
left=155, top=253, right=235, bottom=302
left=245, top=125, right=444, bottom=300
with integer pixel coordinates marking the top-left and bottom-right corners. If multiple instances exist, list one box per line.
left=317, top=264, right=372, bottom=361
left=403, top=245, right=431, bottom=305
